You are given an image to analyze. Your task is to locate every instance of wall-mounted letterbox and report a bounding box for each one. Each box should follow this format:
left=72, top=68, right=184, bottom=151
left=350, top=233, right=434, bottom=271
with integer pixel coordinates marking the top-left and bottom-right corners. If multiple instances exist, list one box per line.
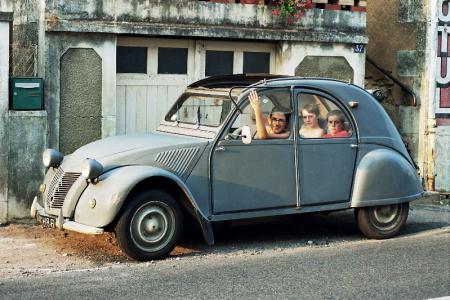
left=10, top=77, right=44, bottom=110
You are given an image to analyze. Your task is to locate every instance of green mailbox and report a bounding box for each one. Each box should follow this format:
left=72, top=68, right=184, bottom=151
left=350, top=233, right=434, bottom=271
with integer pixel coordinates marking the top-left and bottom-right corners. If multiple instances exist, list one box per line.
left=10, top=77, right=44, bottom=110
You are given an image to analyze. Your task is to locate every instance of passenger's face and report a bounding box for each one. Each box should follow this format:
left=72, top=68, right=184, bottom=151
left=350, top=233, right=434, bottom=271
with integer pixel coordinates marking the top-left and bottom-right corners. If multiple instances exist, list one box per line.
left=327, top=116, right=343, bottom=134
left=302, top=110, right=318, bottom=128
left=270, top=112, right=287, bottom=134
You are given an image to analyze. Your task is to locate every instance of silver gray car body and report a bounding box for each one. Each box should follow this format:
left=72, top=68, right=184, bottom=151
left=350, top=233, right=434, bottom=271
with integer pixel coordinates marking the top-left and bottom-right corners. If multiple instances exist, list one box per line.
left=31, top=77, right=424, bottom=246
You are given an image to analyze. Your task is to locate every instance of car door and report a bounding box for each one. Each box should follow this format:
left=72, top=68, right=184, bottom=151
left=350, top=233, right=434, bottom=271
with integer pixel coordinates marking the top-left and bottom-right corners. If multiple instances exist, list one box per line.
left=211, top=88, right=297, bottom=214
left=296, top=90, right=358, bottom=206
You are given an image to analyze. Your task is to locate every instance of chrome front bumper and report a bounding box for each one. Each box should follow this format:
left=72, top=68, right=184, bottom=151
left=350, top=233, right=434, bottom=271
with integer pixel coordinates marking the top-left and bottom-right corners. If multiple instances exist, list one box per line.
left=30, top=196, right=104, bottom=235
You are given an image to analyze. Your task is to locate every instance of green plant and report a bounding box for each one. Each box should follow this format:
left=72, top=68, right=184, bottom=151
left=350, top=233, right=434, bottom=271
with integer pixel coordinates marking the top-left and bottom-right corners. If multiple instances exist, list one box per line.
left=272, top=0, right=312, bottom=24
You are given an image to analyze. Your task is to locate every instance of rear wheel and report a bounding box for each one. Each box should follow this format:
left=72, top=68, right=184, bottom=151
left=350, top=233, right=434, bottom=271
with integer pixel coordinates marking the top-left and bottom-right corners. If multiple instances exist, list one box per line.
left=356, top=203, right=409, bottom=239
left=115, top=190, right=183, bottom=260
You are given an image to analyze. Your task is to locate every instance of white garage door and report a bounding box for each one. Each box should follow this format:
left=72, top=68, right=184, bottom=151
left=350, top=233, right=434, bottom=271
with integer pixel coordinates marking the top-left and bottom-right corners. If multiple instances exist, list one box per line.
left=116, top=37, right=276, bottom=134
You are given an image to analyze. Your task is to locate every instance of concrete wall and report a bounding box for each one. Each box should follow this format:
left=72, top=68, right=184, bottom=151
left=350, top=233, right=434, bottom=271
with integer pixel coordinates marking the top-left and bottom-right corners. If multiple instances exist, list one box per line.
left=60, top=48, right=102, bottom=155
left=277, top=42, right=365, bottom=87
left=43, top=0, right=367, bottom=44
left=7, top=111, right=47, bottom=219
left=45, top=33, right=117, bottom=150
left=0, top=2, right=47, bottom=220
left=0, top=13, right=12, bottom=224
left=435, top=127, right=450, bottom=192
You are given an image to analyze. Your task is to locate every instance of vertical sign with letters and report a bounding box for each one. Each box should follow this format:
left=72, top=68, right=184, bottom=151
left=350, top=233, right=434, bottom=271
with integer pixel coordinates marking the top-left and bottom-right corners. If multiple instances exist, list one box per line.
left=437, top=0, right=450, bottom=123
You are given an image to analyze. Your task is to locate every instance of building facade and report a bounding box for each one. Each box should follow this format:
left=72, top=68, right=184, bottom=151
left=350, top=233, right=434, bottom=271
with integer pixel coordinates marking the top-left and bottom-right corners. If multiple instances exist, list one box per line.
left=1, top=0, right=369, bottom=222
left=366, top=0, right=450, bottom=195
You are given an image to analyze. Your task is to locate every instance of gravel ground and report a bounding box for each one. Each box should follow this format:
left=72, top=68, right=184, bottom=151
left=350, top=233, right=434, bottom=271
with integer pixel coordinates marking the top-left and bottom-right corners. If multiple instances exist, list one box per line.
left=1, top=202, right=449, bottom=280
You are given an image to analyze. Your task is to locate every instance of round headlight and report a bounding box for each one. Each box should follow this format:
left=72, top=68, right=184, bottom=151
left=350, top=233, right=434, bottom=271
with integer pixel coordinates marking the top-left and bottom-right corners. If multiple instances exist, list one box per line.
left=43, top=149, right=64, bottom=168
left=82, top=159, right=104, bottom=180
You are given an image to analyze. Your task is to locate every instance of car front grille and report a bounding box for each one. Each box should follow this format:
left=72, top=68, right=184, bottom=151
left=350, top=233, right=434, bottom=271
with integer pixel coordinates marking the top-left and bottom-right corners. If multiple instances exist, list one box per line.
left=46, top=168, right=81, bottom=209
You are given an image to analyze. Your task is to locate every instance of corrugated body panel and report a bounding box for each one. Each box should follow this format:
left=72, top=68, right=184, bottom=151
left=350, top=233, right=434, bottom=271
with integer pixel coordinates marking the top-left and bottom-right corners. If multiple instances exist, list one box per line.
left=155, top=147, right=199, bottom=176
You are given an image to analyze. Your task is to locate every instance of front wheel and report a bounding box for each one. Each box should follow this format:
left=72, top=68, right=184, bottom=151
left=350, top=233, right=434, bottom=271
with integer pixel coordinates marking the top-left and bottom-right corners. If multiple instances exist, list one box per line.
left=115, top=190, right=183, bottom=261
left=356, top=202, right=409, bottom=239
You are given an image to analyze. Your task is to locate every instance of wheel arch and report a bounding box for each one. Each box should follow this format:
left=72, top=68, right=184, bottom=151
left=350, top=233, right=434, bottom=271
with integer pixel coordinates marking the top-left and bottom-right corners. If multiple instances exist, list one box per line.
left=351, top=148, right=423, bottom=208
left=106, top=168, right=214, bottom=245
left=108, top=176, right=197, bottom=229
left=75, top=166, right=214, bottom=245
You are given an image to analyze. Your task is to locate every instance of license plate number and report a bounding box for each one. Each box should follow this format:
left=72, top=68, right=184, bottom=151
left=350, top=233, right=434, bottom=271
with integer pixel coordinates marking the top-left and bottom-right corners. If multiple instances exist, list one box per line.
left=37, top=214, right=56, bottom=229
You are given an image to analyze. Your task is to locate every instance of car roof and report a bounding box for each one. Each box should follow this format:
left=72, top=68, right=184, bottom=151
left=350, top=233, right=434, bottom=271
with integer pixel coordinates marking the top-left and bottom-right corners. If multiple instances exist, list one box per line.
left=187, top=74, right=291, bottom=89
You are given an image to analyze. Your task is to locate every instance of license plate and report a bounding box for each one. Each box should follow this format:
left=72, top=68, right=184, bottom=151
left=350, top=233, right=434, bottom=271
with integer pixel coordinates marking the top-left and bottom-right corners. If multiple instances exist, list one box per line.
left=37, top=214, right=56, bottom=229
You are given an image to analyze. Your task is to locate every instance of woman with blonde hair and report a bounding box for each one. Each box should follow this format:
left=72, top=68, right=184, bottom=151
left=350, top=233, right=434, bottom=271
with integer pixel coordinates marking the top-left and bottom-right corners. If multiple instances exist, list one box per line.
left=299, top=104, right=325, bottom=138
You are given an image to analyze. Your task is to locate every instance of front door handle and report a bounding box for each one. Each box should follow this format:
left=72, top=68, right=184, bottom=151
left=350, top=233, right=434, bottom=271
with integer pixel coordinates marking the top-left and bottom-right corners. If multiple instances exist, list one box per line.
left=215, top=146, right=226, bottom=152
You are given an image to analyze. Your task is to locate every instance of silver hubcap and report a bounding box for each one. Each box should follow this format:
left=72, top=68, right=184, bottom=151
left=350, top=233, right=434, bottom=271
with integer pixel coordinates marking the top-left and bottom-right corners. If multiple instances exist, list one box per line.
left=130, top=201, right=176, bottom=252
left=371, top=204, right=400, bottom=231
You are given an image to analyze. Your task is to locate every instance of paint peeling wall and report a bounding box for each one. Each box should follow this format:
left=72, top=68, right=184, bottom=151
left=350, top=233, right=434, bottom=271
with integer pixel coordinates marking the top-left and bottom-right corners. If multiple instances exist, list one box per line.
left=43, top=0, right=367, bottom=44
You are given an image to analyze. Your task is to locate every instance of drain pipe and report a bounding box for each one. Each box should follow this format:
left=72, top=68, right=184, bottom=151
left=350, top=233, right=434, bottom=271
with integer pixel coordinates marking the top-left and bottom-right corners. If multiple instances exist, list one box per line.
left=366, top=56, right=418, bottom=107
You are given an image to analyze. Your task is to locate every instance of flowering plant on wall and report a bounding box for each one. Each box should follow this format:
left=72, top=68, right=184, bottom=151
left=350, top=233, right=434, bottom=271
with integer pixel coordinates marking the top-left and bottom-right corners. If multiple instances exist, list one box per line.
left=272, top=0, right=313, bottom=24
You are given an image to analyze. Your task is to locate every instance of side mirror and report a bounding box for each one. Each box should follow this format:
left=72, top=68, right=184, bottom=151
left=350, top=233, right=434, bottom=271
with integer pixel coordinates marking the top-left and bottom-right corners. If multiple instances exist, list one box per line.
left=242, top=126, right=252, bottom=145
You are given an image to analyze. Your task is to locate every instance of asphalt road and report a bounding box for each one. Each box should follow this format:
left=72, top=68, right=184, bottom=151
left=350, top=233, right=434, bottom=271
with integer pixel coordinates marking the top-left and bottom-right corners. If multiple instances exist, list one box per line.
left=1, top=203, right=449, bottom=299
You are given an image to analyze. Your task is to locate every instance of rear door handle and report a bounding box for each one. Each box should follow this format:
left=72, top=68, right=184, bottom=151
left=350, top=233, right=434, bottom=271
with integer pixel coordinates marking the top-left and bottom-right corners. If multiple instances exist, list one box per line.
left=350, top=144, right=359, bottom=149
left=215, top=146, right=226, bottom=152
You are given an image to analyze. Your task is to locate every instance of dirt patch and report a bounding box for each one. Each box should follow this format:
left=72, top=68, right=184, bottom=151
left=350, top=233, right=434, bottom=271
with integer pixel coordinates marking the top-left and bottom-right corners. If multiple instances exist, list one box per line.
left=0, top=222, right=197, bottom=279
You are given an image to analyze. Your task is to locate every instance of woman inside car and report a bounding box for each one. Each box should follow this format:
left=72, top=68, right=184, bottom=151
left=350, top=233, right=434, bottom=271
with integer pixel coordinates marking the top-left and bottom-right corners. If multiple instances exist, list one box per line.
left=299, top=104, right=325, bottom=138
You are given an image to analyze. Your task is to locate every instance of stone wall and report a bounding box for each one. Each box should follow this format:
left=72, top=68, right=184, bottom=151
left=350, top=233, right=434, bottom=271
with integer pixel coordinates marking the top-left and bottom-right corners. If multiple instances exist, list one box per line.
left=366, top=0, right=430, bottom=182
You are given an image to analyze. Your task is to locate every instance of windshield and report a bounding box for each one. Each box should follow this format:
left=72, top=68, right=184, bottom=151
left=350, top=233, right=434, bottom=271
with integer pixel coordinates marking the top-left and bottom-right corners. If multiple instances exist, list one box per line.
left=165, top=93, right=232, bottom=127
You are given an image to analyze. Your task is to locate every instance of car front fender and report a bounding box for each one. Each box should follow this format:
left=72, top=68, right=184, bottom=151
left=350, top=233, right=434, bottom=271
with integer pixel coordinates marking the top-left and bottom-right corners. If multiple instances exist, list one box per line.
left=73, top=165, right=214, bottom=244
left=351, top=148, right=424, bottom=207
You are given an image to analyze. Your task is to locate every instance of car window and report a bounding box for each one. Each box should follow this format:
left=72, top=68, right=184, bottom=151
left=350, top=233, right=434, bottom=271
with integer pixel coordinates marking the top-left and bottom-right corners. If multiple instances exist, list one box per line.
left=165, top=94, right=232, bottom=127
left=228, top=88, right=292, bottom=140
left=298, top=93, right=352, bottom=139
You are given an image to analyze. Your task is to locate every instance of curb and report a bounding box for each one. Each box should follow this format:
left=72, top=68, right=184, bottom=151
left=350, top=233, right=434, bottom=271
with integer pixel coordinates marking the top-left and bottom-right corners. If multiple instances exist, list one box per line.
left=412, top=192, right=450, bottom=206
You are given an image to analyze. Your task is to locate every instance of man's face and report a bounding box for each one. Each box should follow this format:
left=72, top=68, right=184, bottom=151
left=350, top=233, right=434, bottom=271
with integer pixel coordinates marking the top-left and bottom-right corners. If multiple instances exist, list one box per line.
left=269, top=112, right=287, bottom=134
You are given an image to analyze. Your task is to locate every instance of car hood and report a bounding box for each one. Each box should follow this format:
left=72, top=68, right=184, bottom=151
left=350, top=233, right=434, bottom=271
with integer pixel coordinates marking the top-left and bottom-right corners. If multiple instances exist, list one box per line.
left=61, top=133, right=208, bottom=172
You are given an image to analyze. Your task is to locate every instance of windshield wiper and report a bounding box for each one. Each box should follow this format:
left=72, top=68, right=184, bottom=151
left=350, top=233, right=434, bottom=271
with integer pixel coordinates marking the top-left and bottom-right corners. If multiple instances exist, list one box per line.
left=175, top=103, right=180, bottom=126
left=228, top=87, right=244, bottom=114
left=196, top=106, right=201, bottom=126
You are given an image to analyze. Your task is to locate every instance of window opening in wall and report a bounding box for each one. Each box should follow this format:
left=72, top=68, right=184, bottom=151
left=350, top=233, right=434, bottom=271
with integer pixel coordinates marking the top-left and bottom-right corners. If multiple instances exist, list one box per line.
left=205, top=50, right=234, bottom=76
left=9, top=43, right=37, bottom=77
left=157, top=47, right=188, bottom=74
left=116, top=46, right=147, bottom=73
left=243, top=52, right=270, bottom=74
